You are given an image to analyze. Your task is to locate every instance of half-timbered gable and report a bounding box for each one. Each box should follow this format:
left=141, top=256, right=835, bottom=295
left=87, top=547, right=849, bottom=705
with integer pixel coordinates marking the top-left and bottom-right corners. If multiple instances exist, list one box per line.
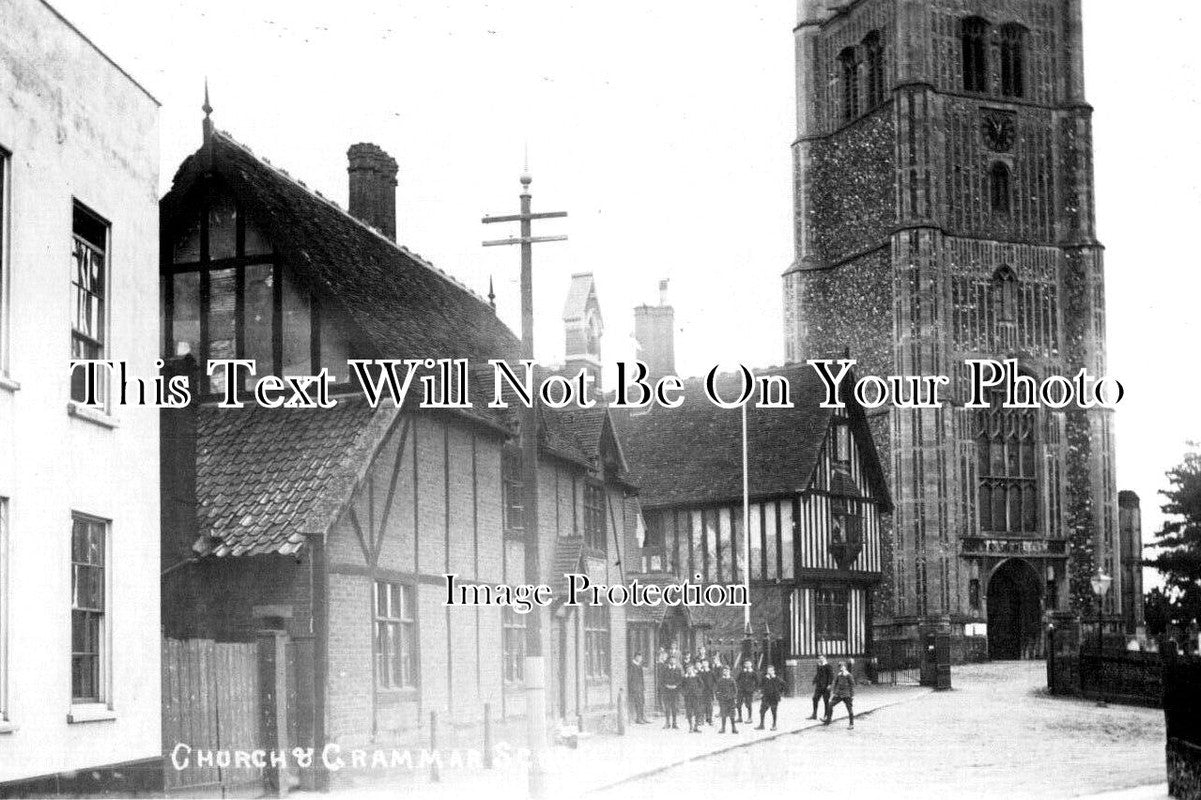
left=615, top=364, right=893, bottom=677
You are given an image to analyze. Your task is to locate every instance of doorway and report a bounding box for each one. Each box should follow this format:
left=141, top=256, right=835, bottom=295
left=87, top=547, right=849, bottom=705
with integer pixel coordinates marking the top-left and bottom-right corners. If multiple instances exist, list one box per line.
left=987, top=559, right=1043, bottom=660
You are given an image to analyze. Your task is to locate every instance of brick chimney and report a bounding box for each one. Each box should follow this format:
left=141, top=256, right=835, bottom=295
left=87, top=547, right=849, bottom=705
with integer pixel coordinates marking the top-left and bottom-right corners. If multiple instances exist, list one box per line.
left=347, top=143, right=398, bottom=241
left=634, top=280, right=676, bottom=384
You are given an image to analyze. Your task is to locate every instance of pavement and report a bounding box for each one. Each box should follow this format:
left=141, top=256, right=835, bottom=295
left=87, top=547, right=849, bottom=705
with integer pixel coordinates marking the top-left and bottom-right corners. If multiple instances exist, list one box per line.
left=308, top=661, right=1169, bottom=800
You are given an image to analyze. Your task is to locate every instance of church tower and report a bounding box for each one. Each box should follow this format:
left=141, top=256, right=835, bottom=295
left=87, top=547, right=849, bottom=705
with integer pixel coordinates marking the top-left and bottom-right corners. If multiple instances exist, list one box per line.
left=782, top=0, right=1118, bottom=659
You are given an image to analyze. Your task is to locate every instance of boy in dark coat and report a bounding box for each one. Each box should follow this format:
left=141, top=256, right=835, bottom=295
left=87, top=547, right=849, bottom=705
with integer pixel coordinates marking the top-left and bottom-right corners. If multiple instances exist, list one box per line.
left=697, top=659, right=715, bottom=725
left=809, top=655, right=833, bottom=720
left=755, top=665, right=786, bottom=730
left=715, top=666, right=739, bottom=733
left=682, top=664, right=704, bottom=732
left=735, top=660, right=758, bottom=723
left=660, top=657, right=683, bottom=730
left=824, top=661, right=856, bottom=729
left=628, top=653, right=649, bottom=724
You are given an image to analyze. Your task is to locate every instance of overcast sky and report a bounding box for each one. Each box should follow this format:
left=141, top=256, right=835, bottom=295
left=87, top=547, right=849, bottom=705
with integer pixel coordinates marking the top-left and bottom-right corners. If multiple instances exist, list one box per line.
left=50, top=1, right=1201, bottom=577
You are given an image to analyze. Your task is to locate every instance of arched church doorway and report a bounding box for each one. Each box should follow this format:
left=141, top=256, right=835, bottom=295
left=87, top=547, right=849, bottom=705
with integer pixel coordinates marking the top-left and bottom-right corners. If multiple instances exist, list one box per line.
left=987, top=559, right=1043, bottom=660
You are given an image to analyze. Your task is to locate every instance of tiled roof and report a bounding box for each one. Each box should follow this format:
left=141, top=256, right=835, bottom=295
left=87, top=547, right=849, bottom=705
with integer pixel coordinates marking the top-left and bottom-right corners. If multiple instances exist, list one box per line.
left=194, top=395, right=393, bottom=557
left=162, top=131, right=520, bottom=365
left=613, top=363, right=889, bottom=510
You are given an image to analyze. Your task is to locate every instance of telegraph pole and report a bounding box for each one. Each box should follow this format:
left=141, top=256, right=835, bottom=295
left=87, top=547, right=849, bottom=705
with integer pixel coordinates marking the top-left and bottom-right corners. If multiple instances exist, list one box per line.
left=482, top=170, right=566, bottom=799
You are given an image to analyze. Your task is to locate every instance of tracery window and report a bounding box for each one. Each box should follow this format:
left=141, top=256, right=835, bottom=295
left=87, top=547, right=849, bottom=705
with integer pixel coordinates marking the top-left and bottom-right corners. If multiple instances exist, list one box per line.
left=961, top=17, right=990, bottom=93
left=863, top=31, right=886, bottom=108
left=976, top=393, right=1038, bottom=534
left=839, top=46, right=860, bottom=121
left=1000, top=24, right=1027, bottom=98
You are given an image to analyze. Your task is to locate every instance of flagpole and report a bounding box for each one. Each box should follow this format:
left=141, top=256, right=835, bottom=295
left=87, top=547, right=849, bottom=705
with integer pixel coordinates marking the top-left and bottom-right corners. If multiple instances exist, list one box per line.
left=742, top=401, right=751, bottom=634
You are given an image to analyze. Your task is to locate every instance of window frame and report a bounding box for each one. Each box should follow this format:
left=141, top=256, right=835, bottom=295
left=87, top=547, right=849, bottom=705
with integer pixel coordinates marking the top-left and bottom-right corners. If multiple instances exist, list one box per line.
left=989, top=161, right=1012, bottom=216
left=502, top=448, right=525, bottom=537
left=163, top=185, right=356, bottom=396
left=502, top=607, right=526, bottom=685
left=0, top=150, right=10, bottom=381
left=70, top=202, right=111, bottom=409
left=69, top=513, right=111, bottom=713
left=976, top=391, right=1039, bottom=535
left=0, top=498, right=8, bottom=725
left=373, top=580, right=418, bottom=692
left=583, top=481, right=607, bottom=554
left=961, top=16, right=991, bottom=94
left=814, top=588, right=850, bottom=643
left=583, top=603, right=611, bottom=681
left=862, top=30, right=886, bottom=109
left=999, top=23, right=1027, bottom=99
left=838, top=46, right=861, bottom=122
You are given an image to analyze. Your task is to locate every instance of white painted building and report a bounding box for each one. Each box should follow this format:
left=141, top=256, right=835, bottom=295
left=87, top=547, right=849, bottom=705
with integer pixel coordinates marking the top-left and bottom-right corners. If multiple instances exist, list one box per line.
left=0, top=0, right=162, bottom=791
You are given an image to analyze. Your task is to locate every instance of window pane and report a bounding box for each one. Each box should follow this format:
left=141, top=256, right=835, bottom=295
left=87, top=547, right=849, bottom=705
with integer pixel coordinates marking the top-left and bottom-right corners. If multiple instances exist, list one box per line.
left=245, top=264, right=274, bottom=375
left=749, top=505, right=763, bottom=581
left=320, top=306, right=351, bottom=383
left=281, top=269, right=311, bottom=375
left=208, top=268, right=237, bottom=393
left=779, top=502, right=794, bottom=580
left=172, top=271, right=201, bottom=358
left=764, top=503, right=778, bottom=579
left=173, top=210, right=201, bottom=263
left=244, top=219, right=271, bottom=257
left=690, top=511, right=704, bottom=581
left=208, top=193, right=237, bottom=261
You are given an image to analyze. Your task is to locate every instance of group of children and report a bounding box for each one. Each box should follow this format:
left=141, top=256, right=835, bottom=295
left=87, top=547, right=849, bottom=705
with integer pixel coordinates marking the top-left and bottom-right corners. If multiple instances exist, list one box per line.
left=646, top=648, right=786, bottom=734
left=627, top=649, right=859, bottom=735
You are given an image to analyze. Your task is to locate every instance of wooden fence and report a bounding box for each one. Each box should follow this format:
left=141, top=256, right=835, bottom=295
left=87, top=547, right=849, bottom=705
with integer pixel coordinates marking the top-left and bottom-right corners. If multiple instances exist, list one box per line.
left=162, top=638, right=263, bottom=797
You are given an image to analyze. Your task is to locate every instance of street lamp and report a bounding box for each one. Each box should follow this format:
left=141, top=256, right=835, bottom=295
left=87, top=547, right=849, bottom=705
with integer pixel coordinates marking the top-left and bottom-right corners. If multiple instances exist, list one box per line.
left=1090, top=569, right=1112, bottom=707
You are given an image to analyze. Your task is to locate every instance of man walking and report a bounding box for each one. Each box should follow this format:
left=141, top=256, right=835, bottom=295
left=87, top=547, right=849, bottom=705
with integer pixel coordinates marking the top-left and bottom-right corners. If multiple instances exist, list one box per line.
left=628, top=653, right=649, bottom=724
left=809, top=654, right=833, bottom=720
left=735, top=660, right=758, bottom=723
left=755, top=665, right=785, bottom=731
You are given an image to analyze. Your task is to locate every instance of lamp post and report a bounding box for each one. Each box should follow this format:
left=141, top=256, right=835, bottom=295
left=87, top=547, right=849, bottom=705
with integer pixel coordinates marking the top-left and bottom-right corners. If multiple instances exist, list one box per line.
left=1090, top=569, right=1112, bottom=707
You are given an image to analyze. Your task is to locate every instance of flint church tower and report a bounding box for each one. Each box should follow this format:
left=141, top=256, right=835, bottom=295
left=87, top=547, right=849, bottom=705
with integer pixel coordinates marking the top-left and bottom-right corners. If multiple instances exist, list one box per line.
left=783, top=0, right=1119, bottom=659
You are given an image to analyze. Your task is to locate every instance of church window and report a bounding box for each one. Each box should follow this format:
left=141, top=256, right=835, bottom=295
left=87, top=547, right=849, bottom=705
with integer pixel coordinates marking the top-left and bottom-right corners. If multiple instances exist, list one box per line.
left=502, top=450, right=524, bottom=535
left=961, top=17, right=990, bottom=93
left=814, top=588, right=849, bottom=642
left=839, top=46, right=860, bottom=121
left=990, top=162, right=1012, bottom=215
left=374, top=581, right=417, bottom=690
left=863, top=31, right=886, bottom=108
left=1000, top=24, right=1027, bottom=98
left=584, top=604, right=610, bottom=679
left=993, top=266, right=1018, bottom=323
left=583, top=482, right=607, bottom=553
left=502, top=607, right=525, bottom=684
left=976, top=393, right=1038, bottom=534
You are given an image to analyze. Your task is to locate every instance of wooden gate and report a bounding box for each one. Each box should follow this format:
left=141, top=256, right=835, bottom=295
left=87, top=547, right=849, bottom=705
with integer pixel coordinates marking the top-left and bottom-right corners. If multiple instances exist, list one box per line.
left=162, top=638, right=263, bottom=797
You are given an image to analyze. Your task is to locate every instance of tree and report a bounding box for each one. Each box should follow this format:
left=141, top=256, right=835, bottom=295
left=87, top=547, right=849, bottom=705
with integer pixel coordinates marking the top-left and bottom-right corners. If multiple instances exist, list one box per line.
left=1144, top=587, right=1172, bottom=637
left=1145, top=445, right=1201, bottom=629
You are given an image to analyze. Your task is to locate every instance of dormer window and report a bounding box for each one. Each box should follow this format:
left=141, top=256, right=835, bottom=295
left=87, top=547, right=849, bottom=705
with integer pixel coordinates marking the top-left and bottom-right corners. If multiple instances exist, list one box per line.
left=961, top=17, right=990, bottom=93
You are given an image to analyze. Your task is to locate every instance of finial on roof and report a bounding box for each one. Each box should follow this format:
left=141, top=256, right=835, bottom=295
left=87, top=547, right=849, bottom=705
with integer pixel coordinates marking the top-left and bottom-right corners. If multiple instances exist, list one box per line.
left=520, top=142, right=532, bottom=189
left=202, top=78, right=214, bottom=145
left=488, top=275, right=496, bottom=311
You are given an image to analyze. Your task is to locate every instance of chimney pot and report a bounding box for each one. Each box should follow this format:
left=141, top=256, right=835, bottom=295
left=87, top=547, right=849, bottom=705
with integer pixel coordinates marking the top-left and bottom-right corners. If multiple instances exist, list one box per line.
left=347, top=143, right=399, bottom=242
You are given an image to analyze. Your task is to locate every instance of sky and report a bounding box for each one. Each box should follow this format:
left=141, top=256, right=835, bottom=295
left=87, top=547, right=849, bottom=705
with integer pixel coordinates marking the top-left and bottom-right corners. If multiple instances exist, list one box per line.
left=49, top=0, right=1201, bottom=584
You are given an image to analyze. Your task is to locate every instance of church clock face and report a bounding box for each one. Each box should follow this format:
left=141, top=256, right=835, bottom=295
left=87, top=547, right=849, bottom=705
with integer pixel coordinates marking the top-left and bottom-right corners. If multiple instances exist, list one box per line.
left=982, top=111, right=1016, bottom=153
